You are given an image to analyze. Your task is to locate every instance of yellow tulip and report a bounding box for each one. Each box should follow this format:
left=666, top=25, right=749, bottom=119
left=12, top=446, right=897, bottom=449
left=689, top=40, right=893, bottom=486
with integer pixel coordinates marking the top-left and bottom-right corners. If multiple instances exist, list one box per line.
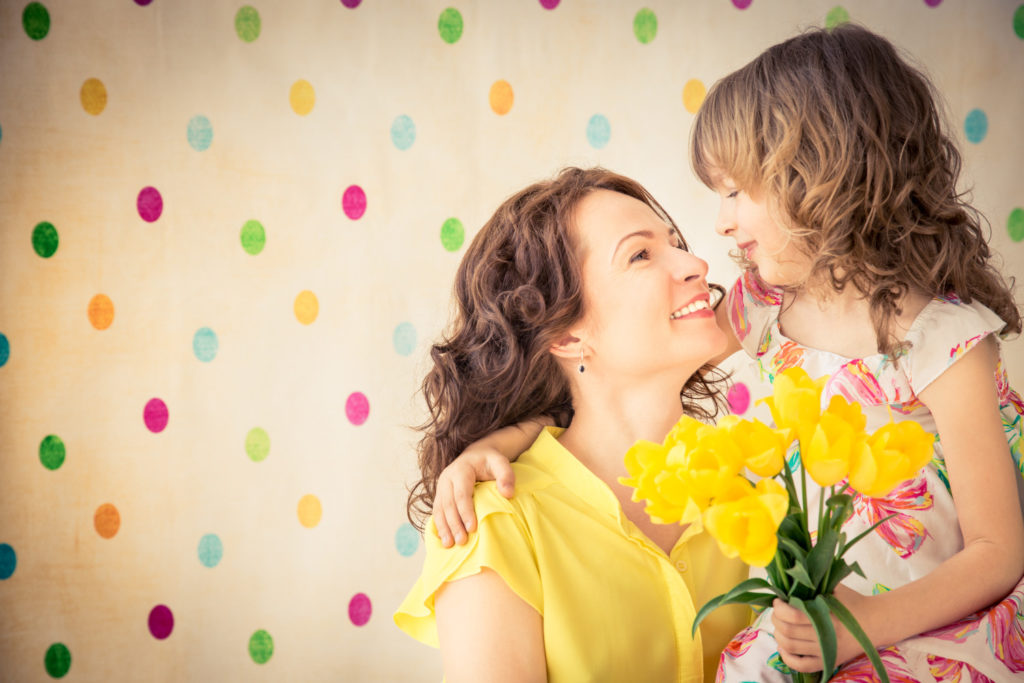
left=621, top=440, right=701, bottom=525
left=759, top=367, right=827, bottom=444
left=721, top=415, right=792, bottom=478
left=679, top=426, right=746, bottom=509
left=703, top=477, right=789, bottom=567
left=801, top=396, right=868, bottom=487
left=848, top=420, right=935, bottom=498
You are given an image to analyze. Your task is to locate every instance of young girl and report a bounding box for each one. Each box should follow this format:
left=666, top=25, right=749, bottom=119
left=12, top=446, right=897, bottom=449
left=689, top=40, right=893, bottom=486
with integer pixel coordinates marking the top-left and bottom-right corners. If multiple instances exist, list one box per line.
left=433, top=24, right=1024, bottom=681
left=394, top=167, right=750, bottom=683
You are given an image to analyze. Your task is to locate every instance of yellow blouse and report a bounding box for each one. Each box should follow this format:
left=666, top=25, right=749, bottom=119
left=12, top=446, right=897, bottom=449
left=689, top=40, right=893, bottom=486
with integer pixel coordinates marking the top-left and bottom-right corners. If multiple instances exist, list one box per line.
left=395, top=427, right=750, bottom=683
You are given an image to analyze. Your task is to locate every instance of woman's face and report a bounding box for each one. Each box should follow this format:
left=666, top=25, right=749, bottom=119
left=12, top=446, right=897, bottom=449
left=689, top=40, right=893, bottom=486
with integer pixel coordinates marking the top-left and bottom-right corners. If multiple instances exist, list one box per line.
left=711, top=174, right=811, bottom=287
left=571, top=190, right=727, bottom=381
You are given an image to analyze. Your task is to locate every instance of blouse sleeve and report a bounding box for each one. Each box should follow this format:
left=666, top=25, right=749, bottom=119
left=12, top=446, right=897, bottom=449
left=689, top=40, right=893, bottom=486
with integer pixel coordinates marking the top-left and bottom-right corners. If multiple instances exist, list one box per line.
left=393, top=483, right=542, bottom=648
left=726, top=271, right=784, bottom=358
left=905, top=297, right=1008, bottom=395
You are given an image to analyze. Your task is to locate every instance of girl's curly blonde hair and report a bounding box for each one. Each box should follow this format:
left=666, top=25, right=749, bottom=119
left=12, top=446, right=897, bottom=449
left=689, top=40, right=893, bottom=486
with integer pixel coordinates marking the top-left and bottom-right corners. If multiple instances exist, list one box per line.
left=691, top=23, right=1020, bottom=356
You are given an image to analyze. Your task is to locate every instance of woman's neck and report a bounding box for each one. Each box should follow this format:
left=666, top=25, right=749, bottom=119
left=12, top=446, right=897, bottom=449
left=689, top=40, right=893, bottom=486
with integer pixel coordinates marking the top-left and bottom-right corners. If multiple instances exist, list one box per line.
left=557, top=375, right=688, bottom=480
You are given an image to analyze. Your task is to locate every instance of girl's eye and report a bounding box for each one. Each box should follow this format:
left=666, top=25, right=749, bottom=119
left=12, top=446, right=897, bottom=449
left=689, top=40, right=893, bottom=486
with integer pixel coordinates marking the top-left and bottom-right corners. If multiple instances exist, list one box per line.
left=726, top=190, right=739, bottom=199
left=629, top=248, right=650, bottom=264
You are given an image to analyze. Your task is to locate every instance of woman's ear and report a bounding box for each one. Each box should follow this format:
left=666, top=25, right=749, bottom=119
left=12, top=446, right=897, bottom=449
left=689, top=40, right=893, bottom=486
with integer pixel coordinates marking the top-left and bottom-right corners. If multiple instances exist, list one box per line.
left=549, top=333, right=583, bottom=363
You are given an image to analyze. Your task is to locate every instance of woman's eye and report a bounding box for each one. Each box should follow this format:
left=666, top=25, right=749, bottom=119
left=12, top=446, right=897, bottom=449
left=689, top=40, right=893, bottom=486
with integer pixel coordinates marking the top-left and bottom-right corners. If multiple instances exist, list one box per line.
left=629, top=248, right=650, bottom=263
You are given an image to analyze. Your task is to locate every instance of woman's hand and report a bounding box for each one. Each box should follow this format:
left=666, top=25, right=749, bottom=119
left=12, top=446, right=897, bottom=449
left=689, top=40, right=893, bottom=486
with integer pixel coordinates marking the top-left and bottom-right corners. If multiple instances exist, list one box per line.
left=771, top=586, right=869, bottom=674
left=432, top=447, right=516, bottom=548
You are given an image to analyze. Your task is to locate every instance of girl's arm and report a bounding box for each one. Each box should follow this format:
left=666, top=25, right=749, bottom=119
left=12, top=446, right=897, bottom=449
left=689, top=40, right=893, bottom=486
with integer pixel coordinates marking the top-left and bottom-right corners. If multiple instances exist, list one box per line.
left=435, top=568, right=546, bottom=683
left=774, top=335, right=1024, bottom=672
left=709, top=285, right=742, bottom=365
left=432, top=418, right=550, bottom=548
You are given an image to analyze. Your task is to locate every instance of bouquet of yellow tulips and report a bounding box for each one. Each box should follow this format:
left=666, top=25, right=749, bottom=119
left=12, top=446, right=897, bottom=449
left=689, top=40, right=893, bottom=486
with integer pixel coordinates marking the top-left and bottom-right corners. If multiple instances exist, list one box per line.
left=620, top=367, right=935, bottom=683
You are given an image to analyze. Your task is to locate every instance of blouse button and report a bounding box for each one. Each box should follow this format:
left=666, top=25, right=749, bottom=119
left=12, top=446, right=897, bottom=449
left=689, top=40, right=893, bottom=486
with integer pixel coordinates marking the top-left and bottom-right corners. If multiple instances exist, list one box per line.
left=675, top=560, right=688, bottom=572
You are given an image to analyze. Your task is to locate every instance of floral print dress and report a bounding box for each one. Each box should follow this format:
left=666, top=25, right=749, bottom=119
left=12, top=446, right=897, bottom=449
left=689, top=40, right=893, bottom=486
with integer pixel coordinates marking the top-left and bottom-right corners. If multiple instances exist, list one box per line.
left=717, top=272, right=1024, bottom=682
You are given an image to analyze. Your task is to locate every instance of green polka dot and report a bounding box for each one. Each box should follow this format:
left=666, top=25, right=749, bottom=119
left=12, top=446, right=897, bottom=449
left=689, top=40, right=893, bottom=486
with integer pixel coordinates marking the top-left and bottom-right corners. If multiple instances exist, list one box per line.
left=825, top=6, right=849, bottom=29
left=633, top=8, right=657, bottom=44
left=440, top=218, right=465, bottom=252
left=1008, top=208, right=1024, bottom=243
left=249, top=629, right=273, bottom=664
left=246, top=427, right=270, bottom=463
left=438, top=8, right=463, bottom=44
left=32, top=221, right=58, bottom=258
left=1013, top=4, right=1024, bottom=39
left=240, top=219, right=266, bottom=255
left=40, top=435, right=66, bottom=471
left=44, top=643, right=71, bottom=678
left=23, top=2, right=50, bottom=41
left=235, top=6, right=261, bottom=42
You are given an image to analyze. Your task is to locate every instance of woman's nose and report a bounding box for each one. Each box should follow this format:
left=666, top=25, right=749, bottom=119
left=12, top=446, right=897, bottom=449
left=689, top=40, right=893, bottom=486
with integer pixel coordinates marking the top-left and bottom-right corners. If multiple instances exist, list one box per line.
left=675, top=250, right=710, bottom=283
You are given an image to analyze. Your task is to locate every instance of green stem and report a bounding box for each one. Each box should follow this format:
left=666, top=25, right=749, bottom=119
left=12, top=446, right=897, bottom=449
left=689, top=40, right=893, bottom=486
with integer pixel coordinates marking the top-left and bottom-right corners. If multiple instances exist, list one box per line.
left=792, top=672, right=822, bottom=683
left=818, top=484, right=825, bottom=537
left=800, top=460, right=811, bottom=545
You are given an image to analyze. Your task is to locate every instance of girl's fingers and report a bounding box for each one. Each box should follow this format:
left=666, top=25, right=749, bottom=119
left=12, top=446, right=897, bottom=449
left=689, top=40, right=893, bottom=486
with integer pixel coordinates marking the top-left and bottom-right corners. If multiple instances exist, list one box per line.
left=486, top=454, right=517, bottom=499
left=452, top=473, right=478, bottom=536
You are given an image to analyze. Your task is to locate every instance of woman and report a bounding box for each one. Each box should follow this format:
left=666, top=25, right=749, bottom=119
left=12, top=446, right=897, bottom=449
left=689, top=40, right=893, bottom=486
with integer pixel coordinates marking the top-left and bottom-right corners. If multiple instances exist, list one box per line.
left=394, top=167, right=749, bottom=682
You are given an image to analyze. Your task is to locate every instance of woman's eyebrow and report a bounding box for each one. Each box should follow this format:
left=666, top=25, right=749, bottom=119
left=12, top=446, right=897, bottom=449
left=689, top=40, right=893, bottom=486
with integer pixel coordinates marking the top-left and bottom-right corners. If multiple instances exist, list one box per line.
left=611, top=230, right=655, bottom=262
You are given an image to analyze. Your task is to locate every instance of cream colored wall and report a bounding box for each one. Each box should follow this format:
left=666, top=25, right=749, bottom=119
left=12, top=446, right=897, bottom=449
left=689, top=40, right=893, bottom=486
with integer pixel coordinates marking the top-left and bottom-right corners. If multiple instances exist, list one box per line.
left=0, top=1, right=1021, bottom=681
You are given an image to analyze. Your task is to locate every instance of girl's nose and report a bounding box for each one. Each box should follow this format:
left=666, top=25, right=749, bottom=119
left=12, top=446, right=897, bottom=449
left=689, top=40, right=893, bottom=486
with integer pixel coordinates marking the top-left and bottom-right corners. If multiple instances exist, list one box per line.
left=715, top=201, right=735, bottom=237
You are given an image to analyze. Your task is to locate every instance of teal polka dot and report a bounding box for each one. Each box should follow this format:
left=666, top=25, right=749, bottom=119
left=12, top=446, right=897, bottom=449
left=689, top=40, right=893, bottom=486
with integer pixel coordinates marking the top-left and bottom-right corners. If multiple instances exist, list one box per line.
left=964, top=109, right=988, bottom=143
left=396, top=523, right=420, bottom=557
left=586, top=114, right=610, bottom=149
left=193, top=327, right=218, bottom=362
left=0, top=333, right=8, bottom=368
left=633, top=8, right=657, bottom=44
left=440, top=217, right=465, bottom=252
left=438, top=8, right=463, bottom=44
left=391, top=114, right=416, bottom=150
left=187, top=115, right=213, bottom=151
left=393, top=322, right=416, bottom=356
left=1008, top=208, right=1024, bottom=243
left=0, top=543, right=15, bottom=579
left=198, top=534, right=223, bottom=568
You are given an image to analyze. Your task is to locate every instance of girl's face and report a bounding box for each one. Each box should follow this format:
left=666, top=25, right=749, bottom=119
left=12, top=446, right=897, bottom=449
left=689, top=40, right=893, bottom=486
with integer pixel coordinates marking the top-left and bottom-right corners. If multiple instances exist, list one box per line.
left=570, top=190, right=726, bottom=381
left=711, top=175, right=811, bottom=287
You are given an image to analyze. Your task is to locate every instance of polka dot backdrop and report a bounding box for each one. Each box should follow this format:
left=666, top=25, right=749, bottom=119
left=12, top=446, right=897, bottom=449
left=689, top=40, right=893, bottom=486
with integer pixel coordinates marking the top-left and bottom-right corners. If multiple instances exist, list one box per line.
left=0, top=2, right=1021, bottom=681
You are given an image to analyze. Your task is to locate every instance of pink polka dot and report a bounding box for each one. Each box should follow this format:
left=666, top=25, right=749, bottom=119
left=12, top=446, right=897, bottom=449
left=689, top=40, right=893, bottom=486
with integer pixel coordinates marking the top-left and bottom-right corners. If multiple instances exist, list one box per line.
left=727, top=383, right=750, bottom=415
left=732, top=0, right=752, bottom=8
left=148, top=604, right=174, bottom=639
left=539, top=0, right=560, bottom=8
left=924, top=0, right=941, bottom=6
left=144, top=398, right=169, bottom=433
left=348, top=593, right=372, bottom=626
left=134, top=0, right=153, bottom=5
left=137, top=186, right=163, bottom=222
left=345, top=392, right=369, bottom=426
left=342, top=185, right=366, bottom=220
left=341, top=0, right=361, bottom=6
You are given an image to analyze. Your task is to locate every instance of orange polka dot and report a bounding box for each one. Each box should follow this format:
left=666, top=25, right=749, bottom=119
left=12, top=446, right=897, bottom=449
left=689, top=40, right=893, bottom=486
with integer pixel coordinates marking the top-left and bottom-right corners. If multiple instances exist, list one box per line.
left=682, top=79, right=706, bottom=114
left=94, top=503, right=120, bottom=539
left=294, top=290, right=318, bottom=325
left=88, top=294, right=114, bottom=330
left=80, top=78, right=107, bottom=116
left=298, top=494, right=322, bottom=528
left=489, top=80, right=514, bottom=115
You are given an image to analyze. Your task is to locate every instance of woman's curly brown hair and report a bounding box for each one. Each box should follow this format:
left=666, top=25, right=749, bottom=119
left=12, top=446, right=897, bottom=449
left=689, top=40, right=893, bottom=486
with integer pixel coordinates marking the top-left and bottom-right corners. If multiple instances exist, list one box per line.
left=691, top=23, right=1020, bottom=356
left=407, top=167, right=728, bottom=530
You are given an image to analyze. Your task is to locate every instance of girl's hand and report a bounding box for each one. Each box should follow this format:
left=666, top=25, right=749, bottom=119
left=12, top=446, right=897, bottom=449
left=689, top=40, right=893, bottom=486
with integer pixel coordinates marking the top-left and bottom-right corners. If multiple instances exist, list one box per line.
left=771, top=586, right=869, bottom=674
left=432, top=447, right=516, bottom=548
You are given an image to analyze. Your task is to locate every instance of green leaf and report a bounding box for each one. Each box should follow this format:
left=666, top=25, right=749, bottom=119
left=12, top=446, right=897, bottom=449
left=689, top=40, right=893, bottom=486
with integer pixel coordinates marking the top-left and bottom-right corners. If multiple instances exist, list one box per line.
left=823, top=594, right=890, bottom=683
left=824, top=559, right=856, bottom=594
left=806, top=527, right=839, bottom=587
left=691, top=578, right=783, bottom=637
left=786, top=562, right=815, bottom=590
left=778, top=536, right=809, bottom=563
left=788, top=595, right=837, bottom=678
